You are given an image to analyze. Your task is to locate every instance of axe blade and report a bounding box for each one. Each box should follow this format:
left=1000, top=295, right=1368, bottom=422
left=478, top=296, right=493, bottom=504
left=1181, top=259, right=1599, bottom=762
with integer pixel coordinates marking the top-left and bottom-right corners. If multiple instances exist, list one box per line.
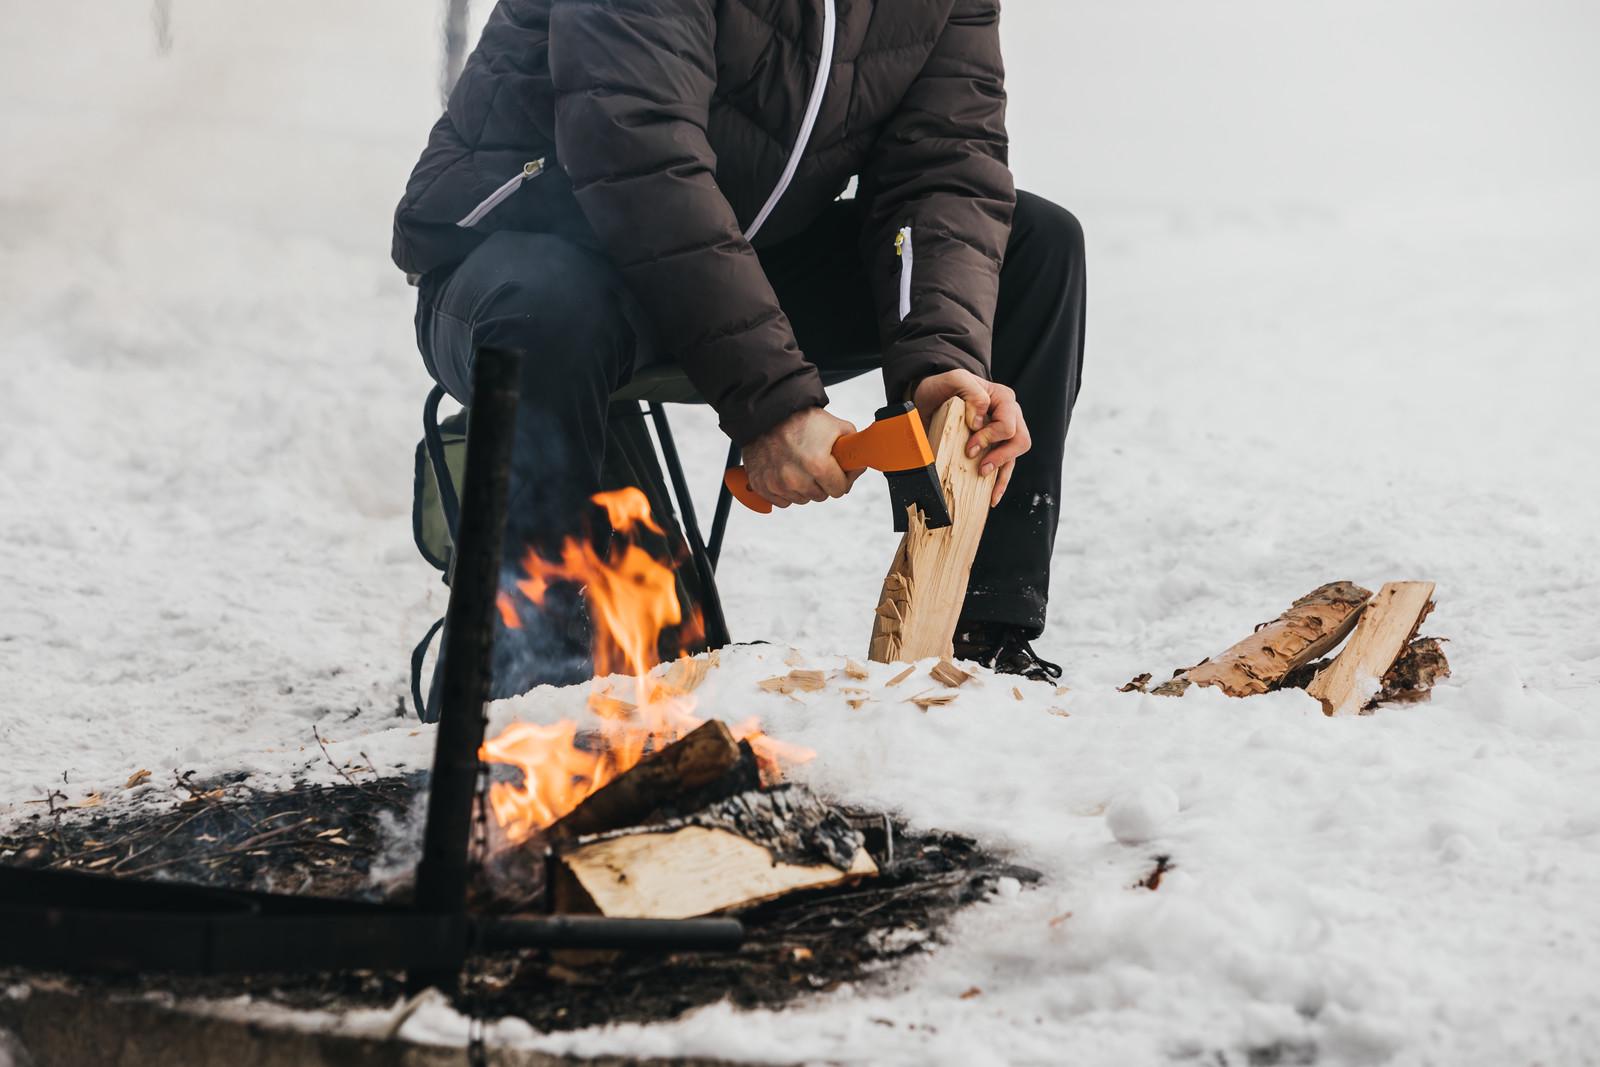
left=886, top=462, right=952, bottom=532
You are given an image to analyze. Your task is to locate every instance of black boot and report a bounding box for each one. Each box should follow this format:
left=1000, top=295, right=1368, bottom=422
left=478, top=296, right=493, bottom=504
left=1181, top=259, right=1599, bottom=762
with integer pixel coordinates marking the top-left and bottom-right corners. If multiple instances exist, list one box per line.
left=953, top=625, right=1064, bottom=684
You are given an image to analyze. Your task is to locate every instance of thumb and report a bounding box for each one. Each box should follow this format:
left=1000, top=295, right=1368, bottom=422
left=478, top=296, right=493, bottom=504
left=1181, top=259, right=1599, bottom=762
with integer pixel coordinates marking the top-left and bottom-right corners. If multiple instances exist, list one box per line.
left=960, top=379, right=991, bottom=429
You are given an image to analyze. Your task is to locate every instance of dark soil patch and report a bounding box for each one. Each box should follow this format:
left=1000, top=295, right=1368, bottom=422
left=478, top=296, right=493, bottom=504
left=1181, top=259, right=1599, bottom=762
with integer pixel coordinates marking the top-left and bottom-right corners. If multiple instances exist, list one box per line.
left=1, top=776, right=1035, bottom=1033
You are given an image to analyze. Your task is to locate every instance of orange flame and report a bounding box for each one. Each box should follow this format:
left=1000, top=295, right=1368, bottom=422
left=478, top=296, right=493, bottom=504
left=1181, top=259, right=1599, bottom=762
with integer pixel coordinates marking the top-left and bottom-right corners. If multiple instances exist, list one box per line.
left=480, top=487, right=810, bottom=843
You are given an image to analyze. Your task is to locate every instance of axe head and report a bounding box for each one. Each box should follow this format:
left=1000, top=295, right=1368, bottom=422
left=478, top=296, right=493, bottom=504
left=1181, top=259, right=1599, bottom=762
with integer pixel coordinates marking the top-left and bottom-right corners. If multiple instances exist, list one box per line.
left=864, top=403, right=953, bottom=532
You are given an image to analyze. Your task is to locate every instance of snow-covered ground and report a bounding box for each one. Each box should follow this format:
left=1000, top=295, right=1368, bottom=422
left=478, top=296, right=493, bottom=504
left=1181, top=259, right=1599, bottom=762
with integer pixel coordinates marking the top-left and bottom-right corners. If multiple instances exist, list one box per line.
left=3, top=2, right=1599, bottom=1064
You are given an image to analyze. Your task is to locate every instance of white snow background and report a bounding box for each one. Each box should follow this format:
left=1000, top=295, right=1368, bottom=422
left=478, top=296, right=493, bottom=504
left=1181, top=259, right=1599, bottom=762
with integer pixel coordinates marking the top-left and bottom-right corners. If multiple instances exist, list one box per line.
left=3, top=1, right=1599, bottom=1064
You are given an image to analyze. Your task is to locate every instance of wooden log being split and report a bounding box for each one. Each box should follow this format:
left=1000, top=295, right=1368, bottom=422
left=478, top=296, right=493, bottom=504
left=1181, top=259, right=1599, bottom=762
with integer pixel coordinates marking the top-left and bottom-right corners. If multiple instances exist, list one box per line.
left=1179, top=581, right=1373, bottom=697
left=550, top=719, right=742, bottom=841
left=1307, top=582, right=1436, bottom=716
left=869, top=397, right=997, bottom=665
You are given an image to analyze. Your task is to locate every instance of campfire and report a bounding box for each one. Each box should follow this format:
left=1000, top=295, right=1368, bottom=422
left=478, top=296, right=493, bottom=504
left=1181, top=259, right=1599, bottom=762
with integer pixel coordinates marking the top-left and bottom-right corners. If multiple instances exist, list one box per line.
left=478, top=487, right=877, bottom=919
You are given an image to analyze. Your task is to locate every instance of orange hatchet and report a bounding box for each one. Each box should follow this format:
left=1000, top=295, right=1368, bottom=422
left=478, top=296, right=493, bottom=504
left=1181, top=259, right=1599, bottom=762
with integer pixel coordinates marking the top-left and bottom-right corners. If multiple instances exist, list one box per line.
left=723, top=402, right=952, bottom=532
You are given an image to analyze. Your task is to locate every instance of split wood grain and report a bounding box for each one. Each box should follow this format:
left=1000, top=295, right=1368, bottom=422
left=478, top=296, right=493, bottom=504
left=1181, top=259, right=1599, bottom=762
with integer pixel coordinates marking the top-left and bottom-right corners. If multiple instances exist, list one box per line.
left=1181, top=581, right=1373, bottom=697
left=555, top=826, right=877, bottom=919
left=1307, top=582, right=1436, bottom=716
left=868, top=397, right=997, bottom=664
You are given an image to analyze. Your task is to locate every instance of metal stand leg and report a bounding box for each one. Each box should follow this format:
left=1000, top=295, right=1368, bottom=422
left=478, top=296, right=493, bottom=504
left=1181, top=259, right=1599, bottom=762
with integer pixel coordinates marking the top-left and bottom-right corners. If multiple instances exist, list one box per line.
left=708, top=441, right=739, bottom=570
left=409, top=348, right=521, bottom=995
left=645, top=403, right=732, bottom=649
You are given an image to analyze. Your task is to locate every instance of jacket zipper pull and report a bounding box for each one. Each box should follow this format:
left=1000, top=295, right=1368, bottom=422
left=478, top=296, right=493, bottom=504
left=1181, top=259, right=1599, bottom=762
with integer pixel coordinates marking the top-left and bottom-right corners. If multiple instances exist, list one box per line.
left=455, top=158, right=546, bottom=229
left=896, top=225, right=914, bottom=322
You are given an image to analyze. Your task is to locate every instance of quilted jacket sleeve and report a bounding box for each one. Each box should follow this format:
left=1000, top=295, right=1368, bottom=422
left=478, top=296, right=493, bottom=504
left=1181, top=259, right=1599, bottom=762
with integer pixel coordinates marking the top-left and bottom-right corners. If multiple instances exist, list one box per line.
left=858, top=0, right=1016, bottom=405
left=549, top=0, right=827, bottom=444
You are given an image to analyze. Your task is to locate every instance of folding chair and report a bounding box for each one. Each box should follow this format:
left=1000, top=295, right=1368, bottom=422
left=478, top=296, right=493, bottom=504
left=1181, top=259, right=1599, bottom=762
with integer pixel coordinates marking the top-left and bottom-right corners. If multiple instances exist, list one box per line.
left=413, top=357, right=879, bottom=720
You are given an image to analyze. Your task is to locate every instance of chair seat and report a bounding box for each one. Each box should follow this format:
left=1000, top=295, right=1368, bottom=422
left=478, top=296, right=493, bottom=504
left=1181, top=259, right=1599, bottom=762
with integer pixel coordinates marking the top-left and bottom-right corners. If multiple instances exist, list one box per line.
left=609, top=355, right=882, bottom=405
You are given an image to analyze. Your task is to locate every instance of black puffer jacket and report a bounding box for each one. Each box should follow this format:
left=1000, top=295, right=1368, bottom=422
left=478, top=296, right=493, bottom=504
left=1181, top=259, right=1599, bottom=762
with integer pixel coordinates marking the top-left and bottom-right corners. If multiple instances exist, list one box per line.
left=393, top=0, right=1014, bottom=444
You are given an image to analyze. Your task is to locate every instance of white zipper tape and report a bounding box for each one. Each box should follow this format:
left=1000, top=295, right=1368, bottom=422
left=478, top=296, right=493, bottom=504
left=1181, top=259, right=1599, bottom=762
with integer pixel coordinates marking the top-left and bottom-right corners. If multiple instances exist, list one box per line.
left=456, top=158, right=545, bottom=229
left=743, top=0, right=836, bottom=242
left=896, top=225, right=914, bottom=322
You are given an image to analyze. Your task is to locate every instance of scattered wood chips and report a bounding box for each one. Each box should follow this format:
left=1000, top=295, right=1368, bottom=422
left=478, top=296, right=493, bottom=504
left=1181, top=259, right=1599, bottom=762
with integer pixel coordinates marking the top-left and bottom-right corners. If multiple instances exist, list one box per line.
left=929, top=660, right=973, bottom=688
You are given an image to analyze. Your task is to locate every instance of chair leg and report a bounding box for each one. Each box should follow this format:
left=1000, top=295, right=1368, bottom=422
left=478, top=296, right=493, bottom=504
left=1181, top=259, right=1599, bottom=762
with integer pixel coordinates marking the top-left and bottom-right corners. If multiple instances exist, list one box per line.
left=708, top=441, right=739, bottom=570
left=646, top=403, right=732, bottom=650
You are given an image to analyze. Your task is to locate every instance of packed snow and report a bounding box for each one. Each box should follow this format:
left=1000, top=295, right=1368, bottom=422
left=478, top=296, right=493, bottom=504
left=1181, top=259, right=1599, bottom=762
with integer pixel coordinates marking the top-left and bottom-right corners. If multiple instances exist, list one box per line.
left=2, top=2, right=1598, bottom=1064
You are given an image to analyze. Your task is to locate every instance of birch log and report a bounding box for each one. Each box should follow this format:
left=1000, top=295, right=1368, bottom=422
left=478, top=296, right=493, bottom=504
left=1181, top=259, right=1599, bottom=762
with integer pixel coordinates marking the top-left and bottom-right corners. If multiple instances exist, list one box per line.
left=868, top=398, right=997, bottom=664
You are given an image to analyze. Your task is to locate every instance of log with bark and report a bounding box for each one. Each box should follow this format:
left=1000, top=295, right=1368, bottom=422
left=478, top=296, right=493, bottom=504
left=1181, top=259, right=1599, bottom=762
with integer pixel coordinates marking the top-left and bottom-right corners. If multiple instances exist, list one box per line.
left=1135, top=582, right=1373, bottom=697
left=1307, top=581, right=1437, bottom=716
left=548, top=720, right=749, bottom=842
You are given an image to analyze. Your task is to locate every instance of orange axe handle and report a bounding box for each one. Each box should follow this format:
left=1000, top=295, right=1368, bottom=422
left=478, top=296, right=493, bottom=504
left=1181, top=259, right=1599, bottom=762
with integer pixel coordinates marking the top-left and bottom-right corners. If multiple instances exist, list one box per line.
left=724, top=404, right=935, bottom=514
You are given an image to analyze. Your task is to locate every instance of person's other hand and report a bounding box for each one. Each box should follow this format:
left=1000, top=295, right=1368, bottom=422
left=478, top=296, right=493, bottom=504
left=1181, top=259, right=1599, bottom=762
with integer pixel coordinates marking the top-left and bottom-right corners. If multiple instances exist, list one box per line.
left=911, top=368, right=1031, bottom=507
left=742, top=407, right=864, bottom=507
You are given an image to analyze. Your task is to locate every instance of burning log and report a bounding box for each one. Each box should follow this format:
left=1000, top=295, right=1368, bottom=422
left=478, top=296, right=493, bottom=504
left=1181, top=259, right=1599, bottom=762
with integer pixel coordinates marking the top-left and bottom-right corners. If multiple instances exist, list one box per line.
left=1134, top=581, right=1372, bottom=697
left=552, top=785, right=877, bottom=920
left=869, top=398, right=997, bottom=665
left=1307, top=581, right=1437, bottom=716
left=549, top=720, right=745, bottom=841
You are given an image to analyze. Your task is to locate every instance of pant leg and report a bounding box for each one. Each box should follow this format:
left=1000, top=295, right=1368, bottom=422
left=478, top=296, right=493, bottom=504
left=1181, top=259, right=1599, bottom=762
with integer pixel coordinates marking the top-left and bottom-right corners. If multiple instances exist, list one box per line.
left=416, top=231, right=649, bottom=695
left=761, top=192, right=1087, bottom=638
left=964, top=191, right=1087, bottom=636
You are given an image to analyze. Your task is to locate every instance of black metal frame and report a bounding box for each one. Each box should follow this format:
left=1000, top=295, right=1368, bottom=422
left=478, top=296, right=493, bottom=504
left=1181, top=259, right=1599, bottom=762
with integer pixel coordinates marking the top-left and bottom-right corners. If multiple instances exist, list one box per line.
left=0, top=349, right=744, bottom=987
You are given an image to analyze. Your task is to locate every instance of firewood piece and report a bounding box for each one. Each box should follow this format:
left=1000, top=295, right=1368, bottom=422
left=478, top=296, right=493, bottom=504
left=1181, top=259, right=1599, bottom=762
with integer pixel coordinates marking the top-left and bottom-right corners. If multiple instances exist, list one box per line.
left=550, top=720, right=742, bottom=840
left=1120, top=673, right=1152, bottom=694
left=1373, top=637, right=1451, bottom=705
left=555, top=825, right=878, bottom=919
left=758, top=670, right=827, bottom=695
left=1179, top=581, right=1374, bottom=697
left=1307, top=582, right=1436, bottom=716
left=929, top=660, right=973, bottom=688
left=868, top=398, right=998, bottom=664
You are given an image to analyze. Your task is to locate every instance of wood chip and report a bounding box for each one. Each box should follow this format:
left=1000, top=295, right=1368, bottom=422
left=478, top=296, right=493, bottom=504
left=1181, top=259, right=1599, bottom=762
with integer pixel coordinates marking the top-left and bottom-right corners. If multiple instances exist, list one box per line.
left=660, top=656, right=710, bottom=694
left=758, top=670, right=828, bottom=695
left=67, top=793, right=103, bottom=809
left=886, top=665, right=917, bottom=687
left=85, top=856, right=115, bottom=869
left=1119, top=673, right=1152, bottom=694
left=1055, top=686, right=1070, bottom=697
left=929, top=660, right=973, bottom=688
left=908, top=690, right=959, bottom=711
left=847, top=699, right=870, bottom=711
left=124, top=769, right=152, bottom=789
left=1012, top=687, right=1024, bottom=702
left=316, top=828, right=345, bottom=839
left=843, top=659, right=870, bottom=680
left=959, top=986, right=983, bottom=1000
left=784, top=648, right=806, bottom=667
left=1047, top=707, right=1070, bottom=718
